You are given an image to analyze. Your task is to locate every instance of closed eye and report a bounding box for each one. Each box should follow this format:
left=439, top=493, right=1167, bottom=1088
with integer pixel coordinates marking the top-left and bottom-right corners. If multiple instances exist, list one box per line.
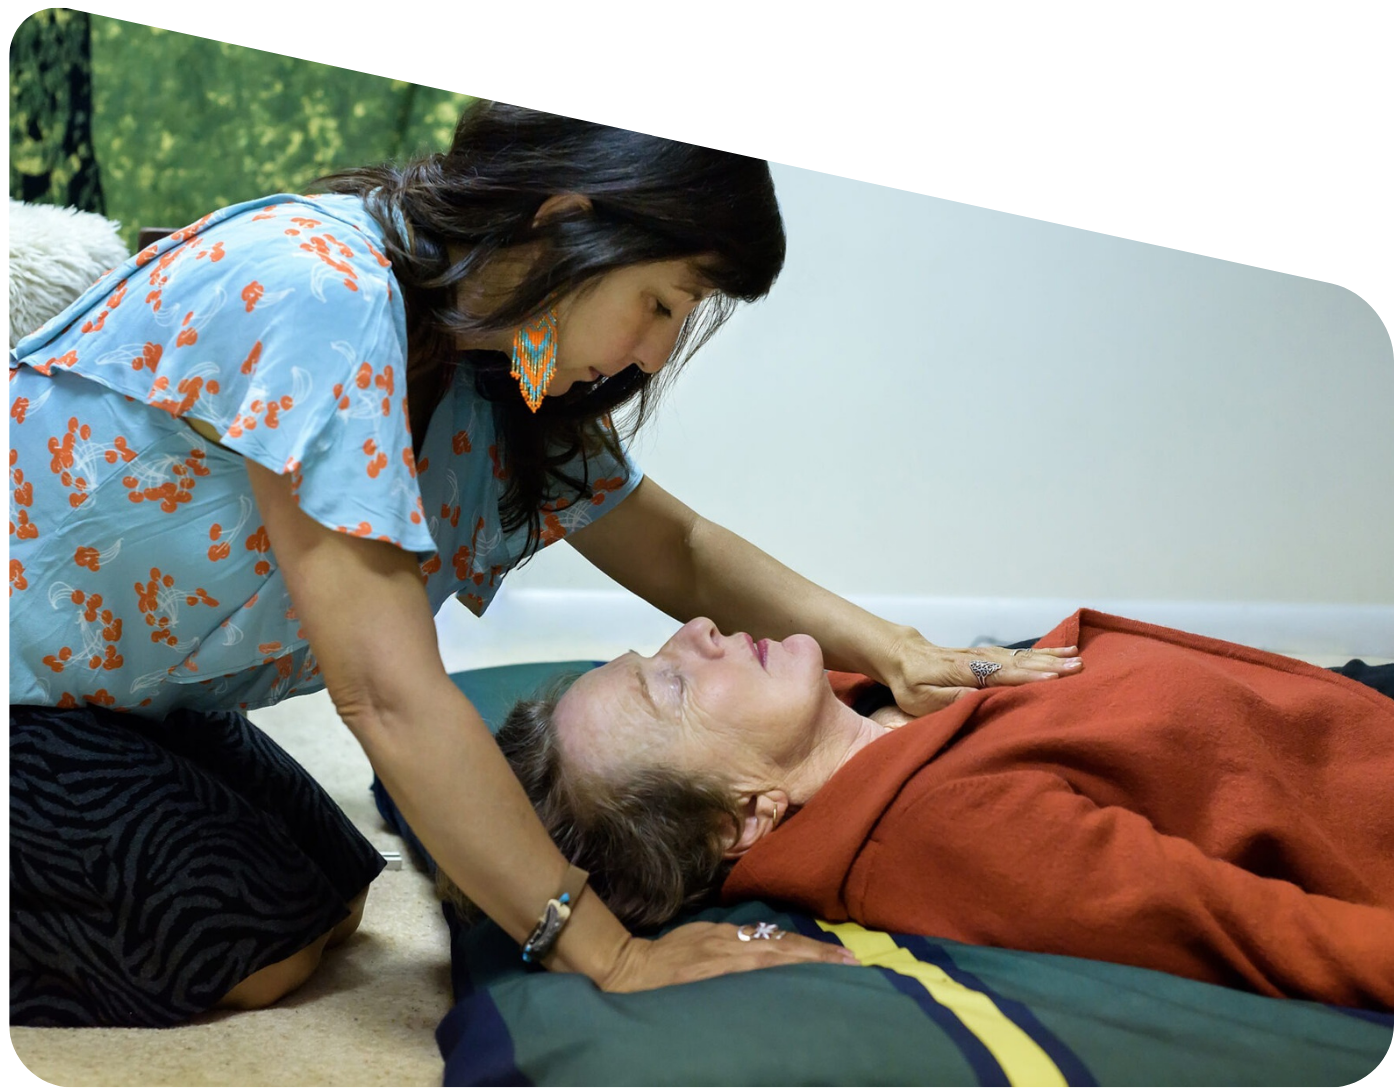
left=657, top=665, right=685, bottom=712
left=632, top=655, right=682, bottom=718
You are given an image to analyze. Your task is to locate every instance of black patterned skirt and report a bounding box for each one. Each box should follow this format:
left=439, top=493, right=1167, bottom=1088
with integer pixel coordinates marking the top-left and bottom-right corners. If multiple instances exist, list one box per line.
left=9, top=703, right=387, bottom=1027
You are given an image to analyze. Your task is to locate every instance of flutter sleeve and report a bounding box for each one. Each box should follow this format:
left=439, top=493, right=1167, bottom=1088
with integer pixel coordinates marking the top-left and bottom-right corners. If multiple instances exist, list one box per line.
left=26, top=198, right=439, bottom=558
left=205, top=287, right=434, bottom=557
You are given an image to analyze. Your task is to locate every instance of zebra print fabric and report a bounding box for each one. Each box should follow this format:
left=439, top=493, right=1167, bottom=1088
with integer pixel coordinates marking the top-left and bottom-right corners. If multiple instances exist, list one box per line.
left=9, top=703, right=386, bottom=1027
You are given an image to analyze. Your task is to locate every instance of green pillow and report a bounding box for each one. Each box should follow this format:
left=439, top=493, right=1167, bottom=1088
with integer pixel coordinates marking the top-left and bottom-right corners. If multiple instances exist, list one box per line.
left=442, top=902, right=1388, bottom=1086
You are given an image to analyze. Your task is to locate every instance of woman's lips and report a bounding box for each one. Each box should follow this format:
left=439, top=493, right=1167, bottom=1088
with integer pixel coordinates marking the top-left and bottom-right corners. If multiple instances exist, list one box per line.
left=744, top=633, right=768, bottom=668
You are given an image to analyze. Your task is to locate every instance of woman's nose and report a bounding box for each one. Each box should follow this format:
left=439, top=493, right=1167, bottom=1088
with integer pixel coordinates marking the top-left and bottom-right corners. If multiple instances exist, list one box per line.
left=633, top=325, right=682, bottom=375
left=632, top=353, right=669, bottom=376
left=677, top=616, right=722, bottom=656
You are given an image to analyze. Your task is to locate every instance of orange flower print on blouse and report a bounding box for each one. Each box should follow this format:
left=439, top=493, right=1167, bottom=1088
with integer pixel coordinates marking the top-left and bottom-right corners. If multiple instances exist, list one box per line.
left=36, top=583, right=124, bottom=677
left=122, top=448, right=208, bottom=514
left=334, top=361, right=400, bottom=422
left=32, top=349, right=78, bottom=377
left=135, top=567, right=218, bottom=648
left=244, top=524, right=274, bottom=577
left=535, top=500, right=569, bottom=550
left=47, top=417, right=138, bottom=509
left=11, top=448, right=39, bottom=541
left=451, top=518, right=485, bottom=582
left=131, top=342, right=162, bottom=373
left=591, top=475, right=627, bottom=505
left=76, top=278, right=128, bottom=337
left=208, top=497, right=255, bottom=563
left=365, top=240, right=391, bottom=268
left=175, top=311, right=200, bottom=349
left=148, top=373, right=221, bottom=419
left=71, top=589, right=124, bottom=670
left=363, top=438, right=389, bottom=479
left=41, top=646, right=74, bottom=673
left=450, top=516, right=505, bottom=597
left=298, top=230, right=361, bottom=294
left=373, top=364, right=395, bottom=415
left=142, top=233, right=200, bottom=313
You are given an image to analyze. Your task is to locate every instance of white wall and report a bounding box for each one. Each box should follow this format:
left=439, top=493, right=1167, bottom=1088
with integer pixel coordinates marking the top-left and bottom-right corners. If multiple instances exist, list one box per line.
left=439, top=163, right=1394, bottom=666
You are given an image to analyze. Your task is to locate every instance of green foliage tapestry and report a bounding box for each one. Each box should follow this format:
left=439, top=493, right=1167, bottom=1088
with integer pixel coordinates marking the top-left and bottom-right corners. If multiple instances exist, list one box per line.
left=10, top=8, right=475, bottom=251
left=9, top=8, right=106, bottom=214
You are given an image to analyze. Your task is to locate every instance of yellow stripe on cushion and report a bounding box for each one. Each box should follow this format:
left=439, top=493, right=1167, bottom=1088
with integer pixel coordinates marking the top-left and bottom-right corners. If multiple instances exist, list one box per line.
left=819, top=920, right=1067, bottom=1087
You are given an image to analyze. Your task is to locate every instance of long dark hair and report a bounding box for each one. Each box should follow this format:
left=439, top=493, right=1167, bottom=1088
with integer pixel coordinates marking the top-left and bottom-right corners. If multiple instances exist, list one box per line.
left=314, top=101, right=786, bottom=559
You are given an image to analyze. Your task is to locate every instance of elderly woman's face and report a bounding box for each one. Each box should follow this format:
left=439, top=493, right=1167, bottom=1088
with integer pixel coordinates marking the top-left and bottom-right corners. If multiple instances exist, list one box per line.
left=553, top=617, right=830, bottom=784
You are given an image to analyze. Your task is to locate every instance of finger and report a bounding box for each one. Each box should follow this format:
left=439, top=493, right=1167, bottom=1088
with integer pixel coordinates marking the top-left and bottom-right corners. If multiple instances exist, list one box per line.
left=986, top=648, right=1082, bottom=684
left=682, top=931, right=858, bottom=977
left=1012, top=646, right=1079, bottom=662
left=1009, top=653, right=1083, bottom=676
left=683, top=921, right=854, bottom=961
left=712, top=922, right=854, bottom=961
left=744, top=937, right=859, bottom=968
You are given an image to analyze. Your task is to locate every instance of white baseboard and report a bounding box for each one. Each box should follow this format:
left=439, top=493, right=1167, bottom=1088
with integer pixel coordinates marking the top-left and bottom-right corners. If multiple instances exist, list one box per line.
left=434, top=590, right=1394, bottom=672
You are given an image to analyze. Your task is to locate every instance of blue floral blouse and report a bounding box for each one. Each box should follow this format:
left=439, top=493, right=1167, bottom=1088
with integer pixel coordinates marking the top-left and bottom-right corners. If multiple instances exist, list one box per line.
left=8, top=193, right=640, bottom=717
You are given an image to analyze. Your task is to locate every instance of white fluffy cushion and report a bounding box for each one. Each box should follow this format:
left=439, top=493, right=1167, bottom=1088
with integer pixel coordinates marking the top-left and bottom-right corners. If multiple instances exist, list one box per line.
left=8, top=199, right=130, bottom=349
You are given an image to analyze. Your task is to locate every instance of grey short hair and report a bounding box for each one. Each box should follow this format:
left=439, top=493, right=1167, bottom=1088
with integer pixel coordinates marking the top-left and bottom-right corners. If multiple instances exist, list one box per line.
left=437, top=675, right=744, bottom=931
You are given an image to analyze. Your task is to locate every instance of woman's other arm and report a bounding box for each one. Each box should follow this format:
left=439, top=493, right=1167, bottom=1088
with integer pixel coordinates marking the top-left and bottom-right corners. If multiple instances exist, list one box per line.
left=244, top=461, right=852, bottom=988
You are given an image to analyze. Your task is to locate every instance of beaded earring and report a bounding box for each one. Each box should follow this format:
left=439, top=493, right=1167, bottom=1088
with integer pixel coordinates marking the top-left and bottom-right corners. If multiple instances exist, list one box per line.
left=510, top=307, right=559, bottom=413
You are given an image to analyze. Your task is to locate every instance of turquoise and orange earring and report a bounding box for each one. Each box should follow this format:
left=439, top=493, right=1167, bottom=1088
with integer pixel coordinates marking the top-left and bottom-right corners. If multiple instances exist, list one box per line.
left=510, top=307, right=558, bottom=413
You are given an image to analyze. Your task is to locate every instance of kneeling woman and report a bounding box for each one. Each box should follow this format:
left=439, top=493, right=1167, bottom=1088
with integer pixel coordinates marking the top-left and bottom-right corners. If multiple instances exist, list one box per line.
left=472, top=610, right=1394, bottom=1012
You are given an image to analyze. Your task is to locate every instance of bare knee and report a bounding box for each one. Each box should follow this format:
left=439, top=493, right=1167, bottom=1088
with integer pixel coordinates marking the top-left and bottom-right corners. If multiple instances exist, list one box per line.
left=216, top=886, right=369, bottom=1010
left=218, top=931, right=331, bottom=1011
left=327, top=886, right=369, bottom=949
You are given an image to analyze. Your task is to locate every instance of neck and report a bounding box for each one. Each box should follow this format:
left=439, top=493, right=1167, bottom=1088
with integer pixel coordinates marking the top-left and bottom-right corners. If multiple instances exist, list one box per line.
left=780, top=691, right=892, bottom=806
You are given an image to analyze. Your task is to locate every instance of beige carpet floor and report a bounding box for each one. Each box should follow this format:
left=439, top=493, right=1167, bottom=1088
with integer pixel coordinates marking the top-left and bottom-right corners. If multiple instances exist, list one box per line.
left=7, top=649, right=1389, bottom=1086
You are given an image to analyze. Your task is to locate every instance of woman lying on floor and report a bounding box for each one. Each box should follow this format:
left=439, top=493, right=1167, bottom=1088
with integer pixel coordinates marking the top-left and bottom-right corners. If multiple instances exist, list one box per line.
left=444, top=609, right=1394, bottom=1011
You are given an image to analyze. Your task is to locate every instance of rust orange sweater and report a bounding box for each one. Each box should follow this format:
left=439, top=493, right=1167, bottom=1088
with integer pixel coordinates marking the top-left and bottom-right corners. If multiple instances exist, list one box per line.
left=724, top=610, right=1394, bottom=1009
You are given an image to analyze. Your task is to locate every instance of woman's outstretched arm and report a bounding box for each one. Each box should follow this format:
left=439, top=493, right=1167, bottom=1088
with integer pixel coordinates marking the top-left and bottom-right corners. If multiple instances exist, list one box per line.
left=568, top=476, right=1082, bottom=714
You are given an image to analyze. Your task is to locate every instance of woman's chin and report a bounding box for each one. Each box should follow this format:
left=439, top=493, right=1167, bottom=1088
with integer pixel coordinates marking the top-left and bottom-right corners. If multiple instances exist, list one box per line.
left=781, top=633, right=825, bottom=672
